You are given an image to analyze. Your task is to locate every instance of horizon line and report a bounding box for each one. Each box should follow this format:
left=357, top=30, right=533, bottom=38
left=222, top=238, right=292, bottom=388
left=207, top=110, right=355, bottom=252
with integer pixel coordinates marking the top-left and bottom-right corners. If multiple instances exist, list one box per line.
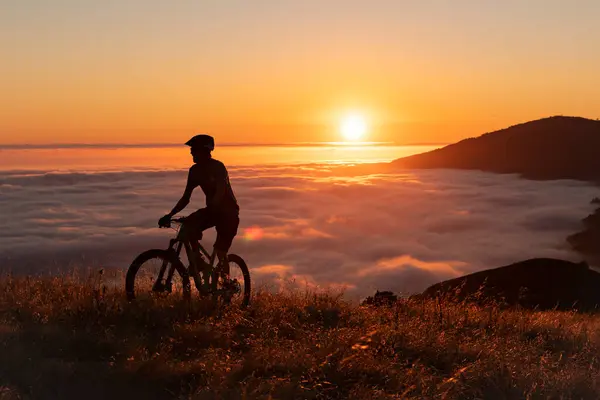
left=0, top=141, right=448, bottom=150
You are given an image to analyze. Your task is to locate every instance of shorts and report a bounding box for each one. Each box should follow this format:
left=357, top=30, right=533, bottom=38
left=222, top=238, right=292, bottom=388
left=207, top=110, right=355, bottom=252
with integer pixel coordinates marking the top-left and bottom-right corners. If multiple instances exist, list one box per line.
left=183, top=208, right=239, bottom=252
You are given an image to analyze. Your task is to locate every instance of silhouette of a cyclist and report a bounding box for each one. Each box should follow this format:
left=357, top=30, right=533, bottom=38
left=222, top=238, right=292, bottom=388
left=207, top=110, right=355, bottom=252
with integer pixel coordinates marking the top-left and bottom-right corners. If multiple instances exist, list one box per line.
left=159, top=134, right=239, bottom=276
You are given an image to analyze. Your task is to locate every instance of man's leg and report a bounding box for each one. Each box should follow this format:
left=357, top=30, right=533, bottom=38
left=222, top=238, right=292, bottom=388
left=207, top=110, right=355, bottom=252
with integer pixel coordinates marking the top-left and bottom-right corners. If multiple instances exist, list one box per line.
left=214, top=213, right=240, bottom=279
left=215, top=250, right=230, bottom=276
left=183, top=209, right=215, bottom=275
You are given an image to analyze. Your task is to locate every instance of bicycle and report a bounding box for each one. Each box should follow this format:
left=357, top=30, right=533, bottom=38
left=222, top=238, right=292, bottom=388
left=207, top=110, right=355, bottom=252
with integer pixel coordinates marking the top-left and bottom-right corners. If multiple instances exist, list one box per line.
left=125, top=217, right=251, bottom=308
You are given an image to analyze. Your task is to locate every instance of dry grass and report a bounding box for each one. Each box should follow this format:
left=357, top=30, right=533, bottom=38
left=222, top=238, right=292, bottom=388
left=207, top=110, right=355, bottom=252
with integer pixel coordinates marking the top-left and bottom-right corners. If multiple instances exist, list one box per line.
left=1, top=273, right=600, bottom=399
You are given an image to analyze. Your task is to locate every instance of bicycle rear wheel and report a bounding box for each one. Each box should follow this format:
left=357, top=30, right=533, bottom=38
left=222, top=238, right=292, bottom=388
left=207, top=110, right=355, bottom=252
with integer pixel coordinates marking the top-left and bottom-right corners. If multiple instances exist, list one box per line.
left=212, top=254, right=251, bottom=308
left=126, top=249, right=191, bottom=301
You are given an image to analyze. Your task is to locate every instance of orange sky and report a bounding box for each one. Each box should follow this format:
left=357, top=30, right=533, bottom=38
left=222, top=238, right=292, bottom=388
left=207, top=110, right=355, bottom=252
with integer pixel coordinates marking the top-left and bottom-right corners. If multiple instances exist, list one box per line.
left=2, top=1, right=600, bottom=145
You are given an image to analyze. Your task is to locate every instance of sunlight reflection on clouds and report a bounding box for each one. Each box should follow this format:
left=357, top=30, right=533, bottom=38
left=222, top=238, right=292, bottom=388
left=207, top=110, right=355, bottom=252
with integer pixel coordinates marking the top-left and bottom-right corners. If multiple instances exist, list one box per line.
left=0, top=165, right=598, bottom=298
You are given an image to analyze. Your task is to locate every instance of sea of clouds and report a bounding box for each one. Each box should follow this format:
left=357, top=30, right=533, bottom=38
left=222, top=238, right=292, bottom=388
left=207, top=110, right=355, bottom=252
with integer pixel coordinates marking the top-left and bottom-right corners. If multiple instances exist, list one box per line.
left=0, top=164, right=597, bottom=299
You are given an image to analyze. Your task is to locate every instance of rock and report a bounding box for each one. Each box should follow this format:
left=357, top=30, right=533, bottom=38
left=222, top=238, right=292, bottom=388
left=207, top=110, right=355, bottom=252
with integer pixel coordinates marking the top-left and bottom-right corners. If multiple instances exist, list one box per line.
left=362, top=290, right=398, bottom=307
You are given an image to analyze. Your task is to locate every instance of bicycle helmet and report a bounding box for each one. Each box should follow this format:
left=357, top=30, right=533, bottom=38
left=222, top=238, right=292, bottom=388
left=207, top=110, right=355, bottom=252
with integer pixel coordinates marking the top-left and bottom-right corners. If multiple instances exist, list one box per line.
left=185, top=134, right=215, bottom=151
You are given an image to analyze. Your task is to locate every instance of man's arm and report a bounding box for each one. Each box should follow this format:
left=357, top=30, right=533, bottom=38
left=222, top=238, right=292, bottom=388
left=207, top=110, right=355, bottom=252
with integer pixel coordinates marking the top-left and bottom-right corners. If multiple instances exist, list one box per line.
left=167, top=168, right=196, bottom=217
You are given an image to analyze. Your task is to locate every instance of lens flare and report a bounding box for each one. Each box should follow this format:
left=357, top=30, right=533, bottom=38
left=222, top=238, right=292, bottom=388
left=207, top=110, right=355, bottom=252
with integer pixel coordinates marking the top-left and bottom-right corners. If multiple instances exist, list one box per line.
left=243, top=226, right=264, bottom=241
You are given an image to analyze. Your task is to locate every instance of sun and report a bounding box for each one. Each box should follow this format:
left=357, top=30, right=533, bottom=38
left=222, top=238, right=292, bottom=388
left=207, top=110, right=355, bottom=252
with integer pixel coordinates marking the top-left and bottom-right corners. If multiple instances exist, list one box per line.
left=340, top=114, right=367, bottom=142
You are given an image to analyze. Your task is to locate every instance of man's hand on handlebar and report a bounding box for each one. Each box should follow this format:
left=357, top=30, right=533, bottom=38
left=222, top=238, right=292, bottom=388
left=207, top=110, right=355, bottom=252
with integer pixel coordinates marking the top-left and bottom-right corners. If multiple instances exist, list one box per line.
left=158, top=214, right=172, bottom=228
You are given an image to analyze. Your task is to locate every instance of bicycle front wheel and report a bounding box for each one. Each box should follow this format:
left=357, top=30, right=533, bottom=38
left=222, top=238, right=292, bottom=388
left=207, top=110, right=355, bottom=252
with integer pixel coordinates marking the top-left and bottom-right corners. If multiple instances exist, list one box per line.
left=126, top=249, right=191, bottom=301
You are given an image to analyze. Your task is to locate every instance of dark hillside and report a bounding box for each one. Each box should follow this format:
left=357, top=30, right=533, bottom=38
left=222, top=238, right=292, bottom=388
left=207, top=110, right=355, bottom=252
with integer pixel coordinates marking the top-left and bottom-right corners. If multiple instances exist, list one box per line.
left=392, top=116, right=600, bottom=181
left=568, top=198, right=600, bottom=265
left=419, top=258, right=600, bottom=311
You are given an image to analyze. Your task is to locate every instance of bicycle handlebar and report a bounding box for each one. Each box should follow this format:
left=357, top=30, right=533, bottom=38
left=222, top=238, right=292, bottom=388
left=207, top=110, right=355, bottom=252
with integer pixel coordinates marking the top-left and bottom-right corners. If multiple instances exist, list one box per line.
left=158, top=216, right=187, bottom=228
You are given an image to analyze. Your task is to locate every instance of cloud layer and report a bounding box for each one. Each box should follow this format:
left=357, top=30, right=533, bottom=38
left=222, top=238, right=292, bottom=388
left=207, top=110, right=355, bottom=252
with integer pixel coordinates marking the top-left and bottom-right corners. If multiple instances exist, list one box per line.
left=0, top=165, right=597, bottom=299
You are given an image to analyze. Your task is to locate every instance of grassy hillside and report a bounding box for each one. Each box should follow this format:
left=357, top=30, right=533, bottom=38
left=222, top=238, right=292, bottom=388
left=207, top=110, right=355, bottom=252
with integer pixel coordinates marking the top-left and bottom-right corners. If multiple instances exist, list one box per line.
left=1, top=274, right=600, bottom=399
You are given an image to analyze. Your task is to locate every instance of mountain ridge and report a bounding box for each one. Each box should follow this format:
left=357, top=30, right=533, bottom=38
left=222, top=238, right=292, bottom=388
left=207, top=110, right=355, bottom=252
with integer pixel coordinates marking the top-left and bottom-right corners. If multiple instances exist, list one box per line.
left=391, top=116, right=600, bottom=181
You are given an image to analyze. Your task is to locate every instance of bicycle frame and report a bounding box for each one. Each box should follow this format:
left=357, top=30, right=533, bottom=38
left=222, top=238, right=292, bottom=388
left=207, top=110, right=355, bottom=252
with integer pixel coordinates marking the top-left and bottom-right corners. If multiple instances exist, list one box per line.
left=152, top=223, right=218, bottom=293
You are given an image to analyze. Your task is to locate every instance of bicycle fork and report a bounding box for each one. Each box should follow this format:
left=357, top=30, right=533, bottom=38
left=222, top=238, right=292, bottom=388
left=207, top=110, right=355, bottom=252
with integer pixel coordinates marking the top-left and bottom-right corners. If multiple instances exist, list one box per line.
left=152, top=239, right=182, bottom=293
